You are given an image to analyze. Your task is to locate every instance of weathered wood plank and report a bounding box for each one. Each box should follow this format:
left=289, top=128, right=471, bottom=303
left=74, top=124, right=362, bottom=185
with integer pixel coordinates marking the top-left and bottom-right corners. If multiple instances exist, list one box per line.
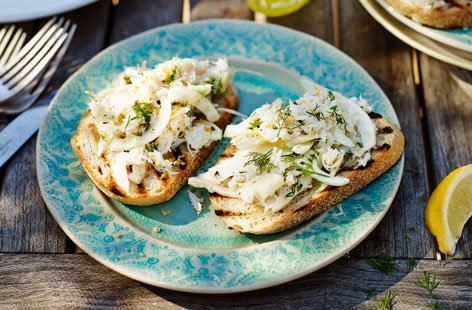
left=0, top=254, right=470, bottom=309
left=268, top=0, right=333, bottom=43
left=0, top=1, right=111, bottom=253
left=420, top=56, right=472, bottom=258
left=338, top=1, right=433, bottom=258
left=110, top=0, right=184, bottom=44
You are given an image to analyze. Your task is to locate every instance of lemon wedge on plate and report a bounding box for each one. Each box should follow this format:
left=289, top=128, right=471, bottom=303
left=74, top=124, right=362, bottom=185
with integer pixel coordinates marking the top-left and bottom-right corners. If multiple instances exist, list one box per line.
left=426, top=164, right=472, bottom=255
left=247, top=0, right=310, bottom=17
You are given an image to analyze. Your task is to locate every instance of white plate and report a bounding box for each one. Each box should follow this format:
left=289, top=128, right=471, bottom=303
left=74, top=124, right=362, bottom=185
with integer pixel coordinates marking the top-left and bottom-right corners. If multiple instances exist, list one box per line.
left=377, top=0, right=472, bottom=53
left=0, top=0, right=97, bottom=23
left=360, top=0, right=472, bottom=71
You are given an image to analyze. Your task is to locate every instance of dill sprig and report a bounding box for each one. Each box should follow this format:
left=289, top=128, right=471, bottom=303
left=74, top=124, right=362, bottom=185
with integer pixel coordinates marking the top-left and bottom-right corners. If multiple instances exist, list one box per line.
left=306, top=104, right=324, bottom=121
left=286, top=182, right=303, bottom=198
left=275, top=104, right=291, bottom=137
left=327, top=90, right=336, bottom=101
left=365, top=288, right=397, bottom=310
left=131, top=101, right=155, bottom=135
left=249, top=118, right=262, bottom=129
left=282, top=152, right=303, bottom=162
left=364, top=288, right=377, bottom=300
left=245, top=149, right=275, bottom=174
left=441, top=260, right=451, bottom=268
left=297, top=156, right=331, bottom=178
left=290, top=120, right=305, bottom=130
left=165, top=66, right=178, bottom=84
left=404, top=227, right=415, bottom=242
left=415, top=271, right=440, bottom=298
left=365, top=254, right=398, bottom=277
left=405, top=169, right=420, bottom=176
left=407, top=258, right=417, bottom=271
left=329, top=105, right=347, bottom=128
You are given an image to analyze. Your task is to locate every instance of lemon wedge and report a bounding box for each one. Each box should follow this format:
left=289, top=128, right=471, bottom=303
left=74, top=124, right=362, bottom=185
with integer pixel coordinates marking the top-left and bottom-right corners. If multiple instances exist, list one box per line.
left=426, top=164, right=472, bottom=255
left=247, top=0, right=310, bottom=17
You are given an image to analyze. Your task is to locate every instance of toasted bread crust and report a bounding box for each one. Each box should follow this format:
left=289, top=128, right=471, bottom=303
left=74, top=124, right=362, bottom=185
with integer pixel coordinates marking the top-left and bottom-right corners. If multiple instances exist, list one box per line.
left=209, top=115, right=405, bottom=234
left=386, top=0, right=472, bottom=28
left=71, top=85, right=239, bottom=206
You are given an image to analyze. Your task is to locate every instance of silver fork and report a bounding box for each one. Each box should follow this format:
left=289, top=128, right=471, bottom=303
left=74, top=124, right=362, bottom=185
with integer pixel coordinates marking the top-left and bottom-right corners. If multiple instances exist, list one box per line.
left=0, top=25, right=26, bottom=69
left=0, top=17, right=76, bottom=104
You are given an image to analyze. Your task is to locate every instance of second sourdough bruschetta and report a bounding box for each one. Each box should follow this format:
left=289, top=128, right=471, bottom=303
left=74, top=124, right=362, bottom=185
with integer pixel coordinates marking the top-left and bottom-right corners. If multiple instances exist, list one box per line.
left=72, top=57, right=239, bottom=206
left=189, top=84, right=404, bottom=234
left=386, top=0, right=472, bottom=28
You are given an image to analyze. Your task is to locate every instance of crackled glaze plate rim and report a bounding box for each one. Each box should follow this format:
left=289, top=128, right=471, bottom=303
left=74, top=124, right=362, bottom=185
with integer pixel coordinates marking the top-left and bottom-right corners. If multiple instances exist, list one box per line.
left=37, top=19, right=404, bottom=293
left=377, top=0, right=472, bottom=53
left=361, top=0, right=472, bottom=71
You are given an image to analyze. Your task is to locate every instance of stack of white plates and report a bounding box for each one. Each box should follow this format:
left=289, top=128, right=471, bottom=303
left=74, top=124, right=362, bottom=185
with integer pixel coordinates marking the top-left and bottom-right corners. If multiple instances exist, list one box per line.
left=360, top=0, right=472, bottom=70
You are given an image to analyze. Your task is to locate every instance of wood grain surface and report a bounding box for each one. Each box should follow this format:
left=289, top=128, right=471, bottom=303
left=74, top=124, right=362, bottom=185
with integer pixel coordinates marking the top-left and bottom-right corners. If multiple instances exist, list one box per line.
left=1, top=254, right=471, bottom=309
left=0, top=0, right=112, bottom=254
left=0, top=0, right=471, bottom=308
left=336, top=0, right=434, bottom=259
left=420, top=56, right=472, bottom=259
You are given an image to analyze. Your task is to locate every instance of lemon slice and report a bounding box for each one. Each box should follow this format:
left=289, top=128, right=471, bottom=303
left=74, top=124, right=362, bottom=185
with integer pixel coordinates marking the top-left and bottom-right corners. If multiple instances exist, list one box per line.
left=247, top=0, right=310, bottom=17
left=426, top=164, right=472, bottom=255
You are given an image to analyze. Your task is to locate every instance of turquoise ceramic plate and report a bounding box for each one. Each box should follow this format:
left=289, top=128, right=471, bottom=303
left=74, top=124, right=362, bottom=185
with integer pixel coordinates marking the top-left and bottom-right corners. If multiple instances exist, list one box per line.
left=377, top=0, right=472, bottom=53
left=37, top=19, right=403, bottom=293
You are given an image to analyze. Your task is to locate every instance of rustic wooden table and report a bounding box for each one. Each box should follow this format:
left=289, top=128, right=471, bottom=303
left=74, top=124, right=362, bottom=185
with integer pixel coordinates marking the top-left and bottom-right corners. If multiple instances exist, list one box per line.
left=1, top=0, right=471, bottom=308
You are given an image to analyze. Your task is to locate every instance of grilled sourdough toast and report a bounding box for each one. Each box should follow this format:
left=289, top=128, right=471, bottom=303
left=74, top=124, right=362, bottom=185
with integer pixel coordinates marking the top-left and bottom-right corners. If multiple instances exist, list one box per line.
left=209, top=113, right=404, bottom=234
left=72, top=85, right=239, bottom=206
left=189, top=84, right=405, bottom=234
left=71, top=86, right=239, bottom=206
left=386, top=0, right=472, bottom=28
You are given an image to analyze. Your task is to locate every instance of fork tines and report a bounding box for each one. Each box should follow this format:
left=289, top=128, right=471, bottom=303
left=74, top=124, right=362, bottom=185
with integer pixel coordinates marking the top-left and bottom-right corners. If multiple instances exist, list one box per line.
left=0, top=25, right=26, bottom=69
left=0, top=17, right=76, bottom=98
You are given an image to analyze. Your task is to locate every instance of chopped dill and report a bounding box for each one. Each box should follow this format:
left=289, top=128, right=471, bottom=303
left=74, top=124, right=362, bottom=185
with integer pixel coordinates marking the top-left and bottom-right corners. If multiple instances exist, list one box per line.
left=131, top=101, right=155, bottom=135
left=145, top=140, right=158, bottom=152
left=283, top=152, right=303, bottom=162
left=415, top=271, right=440, bottom=298
left=249, top=118, right=262, bottom=129
left=329, top=105, right=347, bottom=128
left=405, top=169, right=420, bottom=176
left=306, top=104, right=324, bottom=121
left=365, top=254, right=398, bottom=277
left=407, top=258, right=417, bottom=271
left=125, top=115, right=131, bottom=129
left=365, top=288, right=397, bottom=310
left=290, top=120, right=305, bottom=130
left=344, top=152, right=353, bottom=160
left=286, top=182, right=303, bottom=198
left=208, top=76, right=224, bottom=96
left=123, top=75, right=132, bottom=84
left=404, top=227, right=415, bottom=242
left=441, top=260, right=451, bottom=268
left=430, top=302, right=443, bottom=310
left=364, top=288, right=377, bottom=300
left=275, top=104, right=291, bottom=137
left=327, top=90, right=336, bottom=101
left=297, top=158, right=330, bottom=179
left=245, top=149, right=275, bottom=174
left=165, top=66, right=178, bottom=84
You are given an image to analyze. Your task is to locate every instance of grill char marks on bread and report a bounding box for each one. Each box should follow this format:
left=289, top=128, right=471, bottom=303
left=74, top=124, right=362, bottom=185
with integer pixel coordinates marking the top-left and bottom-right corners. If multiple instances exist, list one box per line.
left=209, top=113, right=404, bottom=234
left=386, top=0, right=472, bottom=28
